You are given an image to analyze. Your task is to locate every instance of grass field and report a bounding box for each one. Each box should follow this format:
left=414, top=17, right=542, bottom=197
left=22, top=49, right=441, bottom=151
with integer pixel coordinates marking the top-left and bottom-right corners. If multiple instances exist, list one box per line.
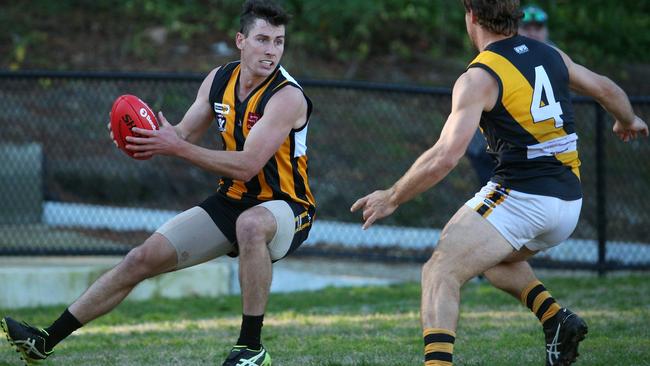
left=1, top=274, right=649, bottom=366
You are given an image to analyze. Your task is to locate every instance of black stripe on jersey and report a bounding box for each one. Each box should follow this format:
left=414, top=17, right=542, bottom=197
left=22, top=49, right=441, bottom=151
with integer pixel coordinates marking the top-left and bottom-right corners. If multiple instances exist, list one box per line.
left=208, top=61, right=239, bottom=111
left=210, top=62, right=239, bottom=195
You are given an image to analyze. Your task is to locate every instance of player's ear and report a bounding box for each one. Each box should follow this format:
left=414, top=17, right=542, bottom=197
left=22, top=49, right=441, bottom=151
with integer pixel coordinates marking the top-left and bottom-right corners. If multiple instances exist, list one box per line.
left=470, top=10, right=479, bottom=25
left=236, top=32, right=245, bottom=50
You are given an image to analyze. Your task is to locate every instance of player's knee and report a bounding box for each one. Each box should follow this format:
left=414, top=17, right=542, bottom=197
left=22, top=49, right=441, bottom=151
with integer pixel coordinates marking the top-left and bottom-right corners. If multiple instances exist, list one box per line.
left=121, top=243, right=160, bottom=280
left=422, top=251, right=459, bottom=286
left=236, top=210, right=273, bottom=250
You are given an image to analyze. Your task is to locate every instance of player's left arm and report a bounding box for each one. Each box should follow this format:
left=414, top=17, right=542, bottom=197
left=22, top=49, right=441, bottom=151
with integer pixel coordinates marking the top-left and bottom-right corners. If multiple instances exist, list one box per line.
left=126, top=85, right=306, bottom=181
left=555, top=48, right=648, bottom=142
left=350, top=68, right=496, bottom=229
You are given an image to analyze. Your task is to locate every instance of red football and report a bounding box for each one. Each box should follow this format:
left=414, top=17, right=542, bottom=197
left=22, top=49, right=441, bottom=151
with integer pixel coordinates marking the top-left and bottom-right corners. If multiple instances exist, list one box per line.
left=109, top=94, right=159, bottom=160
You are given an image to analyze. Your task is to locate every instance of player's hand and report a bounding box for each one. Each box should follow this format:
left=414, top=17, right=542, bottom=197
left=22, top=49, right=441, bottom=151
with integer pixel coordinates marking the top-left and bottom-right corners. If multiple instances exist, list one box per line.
left=613, top=116, right=649, bottom=142
left=350, top=188, right=399, bottom=230
left=126, top=111, right=182, bottom=158
left=107, top=113, right=118, bottom=148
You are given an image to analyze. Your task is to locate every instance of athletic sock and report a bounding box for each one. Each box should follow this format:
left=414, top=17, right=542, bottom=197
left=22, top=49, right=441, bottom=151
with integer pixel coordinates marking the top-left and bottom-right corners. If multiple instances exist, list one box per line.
left=520, top=280, right=562, bottom=325
left=44, top=308, right=83, bottom=350
left=236, top=314, right=264, bottom=350
left=423, top=328, right=455, bottom=366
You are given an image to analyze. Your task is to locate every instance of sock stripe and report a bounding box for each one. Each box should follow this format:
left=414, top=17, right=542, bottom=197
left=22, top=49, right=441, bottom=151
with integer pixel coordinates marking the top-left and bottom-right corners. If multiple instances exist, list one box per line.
left=520, top=280, right=541, bottom=304
left=425, top=343, right=454, bottom=354
left=425, top=352, right=453, bottom=362
left=541, top=303, right=562, bottom=324
left=535, top=297, right=556, bottom=321
left=424, top=333, right=456, bottom=345
left=525, top=284, right=545, bottom=309
left=425, top=361, right=453, bottom=366
left=423, top=328, right=455, bottom=365
left=424, top=328, right=456, bottom=337
left=532, top=290, right=553, bottom=314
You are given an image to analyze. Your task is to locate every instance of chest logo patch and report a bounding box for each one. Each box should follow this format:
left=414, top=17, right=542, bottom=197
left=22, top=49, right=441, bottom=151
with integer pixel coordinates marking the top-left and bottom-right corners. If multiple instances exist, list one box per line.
left=247, top=112, right=261, bottom=129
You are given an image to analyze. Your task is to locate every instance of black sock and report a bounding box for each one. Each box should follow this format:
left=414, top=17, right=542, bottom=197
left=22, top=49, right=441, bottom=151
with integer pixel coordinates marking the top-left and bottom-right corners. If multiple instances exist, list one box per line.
left=236, top=314, right=264, bottom=349
left=44, top=308, right=83, bottom=350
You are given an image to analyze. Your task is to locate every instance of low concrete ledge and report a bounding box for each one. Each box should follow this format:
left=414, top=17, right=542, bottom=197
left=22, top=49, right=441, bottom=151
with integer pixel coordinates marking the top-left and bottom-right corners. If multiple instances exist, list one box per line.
left=0, top=257, right=234, bottom=309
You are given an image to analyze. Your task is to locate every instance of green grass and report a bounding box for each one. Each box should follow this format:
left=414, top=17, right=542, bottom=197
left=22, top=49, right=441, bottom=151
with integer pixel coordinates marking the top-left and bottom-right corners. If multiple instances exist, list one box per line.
left=1, top=274, right=649, bottom=365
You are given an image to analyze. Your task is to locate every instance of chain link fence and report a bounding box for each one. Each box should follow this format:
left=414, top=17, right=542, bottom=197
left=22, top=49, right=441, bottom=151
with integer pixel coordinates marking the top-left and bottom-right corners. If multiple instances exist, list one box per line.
left=1, top=71, right=649, bottom=272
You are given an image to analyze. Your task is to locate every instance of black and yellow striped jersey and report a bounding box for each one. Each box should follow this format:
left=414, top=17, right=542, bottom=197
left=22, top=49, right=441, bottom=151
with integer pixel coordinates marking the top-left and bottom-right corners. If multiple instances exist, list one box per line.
left=468, top=35, right=581, bottom=200
left=208, top=61, right=316, bottom=210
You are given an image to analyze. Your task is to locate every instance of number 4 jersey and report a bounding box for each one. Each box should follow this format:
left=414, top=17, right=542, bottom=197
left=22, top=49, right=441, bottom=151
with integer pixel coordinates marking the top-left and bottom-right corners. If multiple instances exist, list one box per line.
left=468, top=35, right=581, bottom=200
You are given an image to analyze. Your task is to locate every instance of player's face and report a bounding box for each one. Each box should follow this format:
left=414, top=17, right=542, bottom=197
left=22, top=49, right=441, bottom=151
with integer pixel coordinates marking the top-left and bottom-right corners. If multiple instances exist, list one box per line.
left=237, top=18, right=285, bottom=78
left=519, top=24, right=548, bottom=43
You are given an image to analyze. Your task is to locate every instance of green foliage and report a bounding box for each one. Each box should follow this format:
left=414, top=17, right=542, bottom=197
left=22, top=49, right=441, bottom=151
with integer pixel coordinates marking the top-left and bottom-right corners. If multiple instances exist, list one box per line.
left=530, top=0, right=650, bottom=66
left=1, top=1, right=647, bottom=72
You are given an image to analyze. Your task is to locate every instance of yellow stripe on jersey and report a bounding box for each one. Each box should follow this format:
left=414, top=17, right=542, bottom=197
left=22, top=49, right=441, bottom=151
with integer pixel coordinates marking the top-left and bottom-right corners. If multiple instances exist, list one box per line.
left=216, top=64, right=315, bottom=209
left=276, top=139, right=296, bottom=199
left=296, top=155, right=315, bottom=206
left=222, top=65, right=243, bottom=200
left=470, top=51, right=580, bottom=179
left=555, top=150, right=581, bottom=179
left=226, top=65, right=277, bottom=200
left=255, top=169, right=274, bottom=201
left=471, top=51, right=566, bottom=143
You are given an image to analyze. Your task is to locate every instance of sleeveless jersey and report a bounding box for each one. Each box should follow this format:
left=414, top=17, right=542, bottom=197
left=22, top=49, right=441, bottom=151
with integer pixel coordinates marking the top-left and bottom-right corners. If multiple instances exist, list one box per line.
left=468, top=35, right=582, bottom=200
left=208, top=61, right=316, bottom=210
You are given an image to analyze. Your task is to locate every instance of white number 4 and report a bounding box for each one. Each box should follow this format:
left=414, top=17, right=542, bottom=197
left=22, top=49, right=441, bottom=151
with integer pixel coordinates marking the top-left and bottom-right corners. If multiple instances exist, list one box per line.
left=531, top=65, right=564, bottom=128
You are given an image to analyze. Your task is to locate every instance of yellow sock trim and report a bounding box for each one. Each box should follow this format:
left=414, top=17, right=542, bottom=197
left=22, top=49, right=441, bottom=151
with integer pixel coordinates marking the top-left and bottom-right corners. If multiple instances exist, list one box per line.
left=425, top=361, right=453, bottom=366
left=423, top=328, right=456, bottom=337
left=520, top=280, right=542, bottom=304
left=532, top=290, right=552, bottom=314
left=541, top=303, right=562, bottom=324
left=425, top=342, right=454, bottom=354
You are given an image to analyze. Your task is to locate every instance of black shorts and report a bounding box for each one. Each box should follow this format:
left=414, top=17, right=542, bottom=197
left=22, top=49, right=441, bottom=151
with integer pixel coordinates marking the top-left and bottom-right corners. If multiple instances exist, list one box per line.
left=198, top=193, right=315, bottom=259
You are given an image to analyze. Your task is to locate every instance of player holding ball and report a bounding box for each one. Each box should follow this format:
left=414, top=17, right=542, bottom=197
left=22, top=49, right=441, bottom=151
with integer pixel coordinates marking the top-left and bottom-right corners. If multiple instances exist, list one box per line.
left=1, top=1, right=314, bottom=365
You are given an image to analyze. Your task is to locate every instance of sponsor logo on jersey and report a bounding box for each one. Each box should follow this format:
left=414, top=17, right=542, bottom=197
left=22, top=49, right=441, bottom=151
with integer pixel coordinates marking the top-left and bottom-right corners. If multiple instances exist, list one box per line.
left=514, top=44, right=529, bottom=54
left=214, top=102, right=231, bottom=115
left=246, top=112, right=261, bottom=129
left=217, top=114, right=227, bottom=132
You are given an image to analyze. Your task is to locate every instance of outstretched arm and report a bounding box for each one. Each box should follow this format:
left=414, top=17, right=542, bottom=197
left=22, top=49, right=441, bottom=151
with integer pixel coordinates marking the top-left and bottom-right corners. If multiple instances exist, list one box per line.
left=350, top=67, right=497, bottom=229
left=556, top=49, right=648, bottom=141
left=127, top=85, right=307, bottom=181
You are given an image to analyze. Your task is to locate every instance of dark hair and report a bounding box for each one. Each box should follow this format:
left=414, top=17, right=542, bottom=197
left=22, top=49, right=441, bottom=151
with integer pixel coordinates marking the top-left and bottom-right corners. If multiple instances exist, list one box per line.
left=462, top=0, right=523, bottom=36
left=240, top=0, right=290, bottom=35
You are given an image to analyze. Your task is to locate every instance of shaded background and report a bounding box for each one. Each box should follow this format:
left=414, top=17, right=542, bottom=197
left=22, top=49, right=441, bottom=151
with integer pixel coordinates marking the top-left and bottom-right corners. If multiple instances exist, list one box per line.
left=1, top=1, right=649, bottom=270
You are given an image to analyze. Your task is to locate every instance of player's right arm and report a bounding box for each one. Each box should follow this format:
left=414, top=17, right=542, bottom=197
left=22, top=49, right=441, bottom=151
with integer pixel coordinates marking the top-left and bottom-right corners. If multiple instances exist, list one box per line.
left=173, top=67, right=220, bottom=144
left=556, top=49, right=648, bottom=141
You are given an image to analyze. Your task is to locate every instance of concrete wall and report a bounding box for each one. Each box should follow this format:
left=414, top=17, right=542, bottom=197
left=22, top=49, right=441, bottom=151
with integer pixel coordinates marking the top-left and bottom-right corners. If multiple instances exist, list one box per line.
left=0, top=257, right=234, bottom=309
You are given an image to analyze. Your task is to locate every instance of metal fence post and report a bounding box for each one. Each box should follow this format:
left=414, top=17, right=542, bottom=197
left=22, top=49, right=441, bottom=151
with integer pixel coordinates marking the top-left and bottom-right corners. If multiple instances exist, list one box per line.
left=595, top=103, right=607, bottom=276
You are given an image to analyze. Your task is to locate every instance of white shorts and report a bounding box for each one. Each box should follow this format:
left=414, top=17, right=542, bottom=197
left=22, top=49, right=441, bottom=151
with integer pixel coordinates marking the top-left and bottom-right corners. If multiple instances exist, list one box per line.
left=464, top=182, right=582, bottom=251
left=156, top=200, right=309, bottom=269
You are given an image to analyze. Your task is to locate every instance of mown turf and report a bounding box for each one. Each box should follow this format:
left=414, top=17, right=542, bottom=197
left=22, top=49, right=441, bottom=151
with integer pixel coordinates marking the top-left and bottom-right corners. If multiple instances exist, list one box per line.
left=1, top=274, right=648, bottom=365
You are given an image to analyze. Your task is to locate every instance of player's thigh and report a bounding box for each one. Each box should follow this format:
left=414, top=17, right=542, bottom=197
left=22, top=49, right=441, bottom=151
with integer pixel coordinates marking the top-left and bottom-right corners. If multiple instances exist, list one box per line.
left=252, top=200, right=314, bottom=261
left=156, top=206, right=233, bottom=270
left=431, top=205, right=514, bottom=282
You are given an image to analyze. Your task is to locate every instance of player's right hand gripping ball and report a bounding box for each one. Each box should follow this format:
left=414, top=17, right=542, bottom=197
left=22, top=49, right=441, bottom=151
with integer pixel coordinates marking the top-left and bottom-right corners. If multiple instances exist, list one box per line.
left=109, top=95, right=159, bottom=160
